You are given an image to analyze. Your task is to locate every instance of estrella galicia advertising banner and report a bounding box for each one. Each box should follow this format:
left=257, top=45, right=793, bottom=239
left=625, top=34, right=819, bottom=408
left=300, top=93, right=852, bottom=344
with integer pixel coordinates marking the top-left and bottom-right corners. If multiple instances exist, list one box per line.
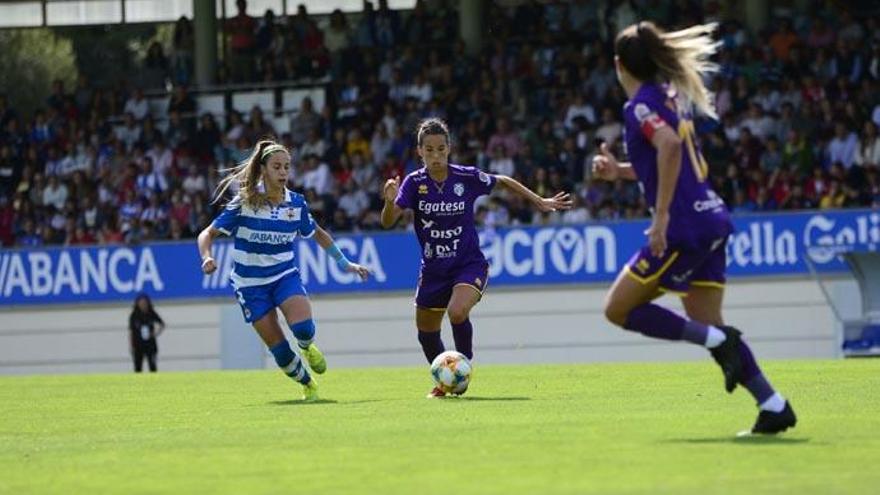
left=0, top=209, right=877, bottom=306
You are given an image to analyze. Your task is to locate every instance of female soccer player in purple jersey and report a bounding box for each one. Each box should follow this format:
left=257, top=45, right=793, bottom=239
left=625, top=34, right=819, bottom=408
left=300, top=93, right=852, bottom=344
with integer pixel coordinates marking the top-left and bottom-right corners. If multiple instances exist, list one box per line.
left=592, top=21, right=796, bottom=434
left=197, top=140, right=370, bottom=401
left=381, top=118, right=572, bottom=398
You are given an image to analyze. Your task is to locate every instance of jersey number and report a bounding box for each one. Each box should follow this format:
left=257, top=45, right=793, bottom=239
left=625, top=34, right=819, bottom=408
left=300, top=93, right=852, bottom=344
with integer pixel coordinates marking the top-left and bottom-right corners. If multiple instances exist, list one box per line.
left=677, top=119, right=709, bottom=182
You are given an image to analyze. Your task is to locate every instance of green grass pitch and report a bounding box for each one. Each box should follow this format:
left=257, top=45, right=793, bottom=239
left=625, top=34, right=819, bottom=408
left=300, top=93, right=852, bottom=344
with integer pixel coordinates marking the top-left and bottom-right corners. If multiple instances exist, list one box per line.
left=2, top=359, right=879, bottom=494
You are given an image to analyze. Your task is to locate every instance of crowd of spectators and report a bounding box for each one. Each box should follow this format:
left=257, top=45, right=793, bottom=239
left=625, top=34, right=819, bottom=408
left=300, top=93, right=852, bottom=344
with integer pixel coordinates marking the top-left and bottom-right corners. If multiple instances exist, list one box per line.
left=2, top=0, right=880, bottom=248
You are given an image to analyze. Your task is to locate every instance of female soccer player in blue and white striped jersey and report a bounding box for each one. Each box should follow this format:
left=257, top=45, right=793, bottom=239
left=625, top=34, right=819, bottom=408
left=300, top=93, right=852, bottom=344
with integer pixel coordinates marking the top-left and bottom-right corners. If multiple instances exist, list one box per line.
left=197, top=140, right=370, bottom=401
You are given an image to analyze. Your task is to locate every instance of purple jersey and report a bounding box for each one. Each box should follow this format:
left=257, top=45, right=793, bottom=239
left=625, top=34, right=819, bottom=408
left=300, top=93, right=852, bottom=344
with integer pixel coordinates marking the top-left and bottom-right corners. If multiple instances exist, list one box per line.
left=623, top=83, right=732, bottom=247
left=395, top=164, right=497, bottom=273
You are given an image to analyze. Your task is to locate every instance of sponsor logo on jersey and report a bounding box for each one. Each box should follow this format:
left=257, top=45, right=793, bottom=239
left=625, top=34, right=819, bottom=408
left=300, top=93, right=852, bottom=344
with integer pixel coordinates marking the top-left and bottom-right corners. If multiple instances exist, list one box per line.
left=418, top=184, right=428, bottom=194
left=693, top=192, right=726, bottom=213
left=249, top=232, right=295, bottom=244
left=429, top=226, right=463, bottom=239
left=417, top=200, right=466, bottom=215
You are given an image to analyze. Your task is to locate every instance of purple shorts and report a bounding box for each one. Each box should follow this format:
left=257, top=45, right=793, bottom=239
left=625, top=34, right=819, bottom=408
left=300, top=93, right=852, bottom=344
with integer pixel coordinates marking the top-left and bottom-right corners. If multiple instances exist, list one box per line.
left=415, top=260, right=490, bottom=310
left=625, top=235, right=728, bottom=294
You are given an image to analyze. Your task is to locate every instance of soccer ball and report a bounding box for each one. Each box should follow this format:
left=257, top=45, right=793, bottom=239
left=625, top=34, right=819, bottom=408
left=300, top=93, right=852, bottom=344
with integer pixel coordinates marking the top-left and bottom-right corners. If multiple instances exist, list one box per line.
left=430, top=351, right=472, bottom=394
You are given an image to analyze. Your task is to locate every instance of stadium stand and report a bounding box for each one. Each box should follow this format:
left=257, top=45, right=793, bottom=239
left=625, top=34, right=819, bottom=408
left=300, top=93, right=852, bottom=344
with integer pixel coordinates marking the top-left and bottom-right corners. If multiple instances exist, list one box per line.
left=1, top=0, right=880, bottom=248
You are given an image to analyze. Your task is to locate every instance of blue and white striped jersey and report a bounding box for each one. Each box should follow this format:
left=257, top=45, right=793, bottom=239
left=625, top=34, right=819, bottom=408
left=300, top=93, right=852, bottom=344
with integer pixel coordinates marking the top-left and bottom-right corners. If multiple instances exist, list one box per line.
left=211, top=188, right=316, bottom=288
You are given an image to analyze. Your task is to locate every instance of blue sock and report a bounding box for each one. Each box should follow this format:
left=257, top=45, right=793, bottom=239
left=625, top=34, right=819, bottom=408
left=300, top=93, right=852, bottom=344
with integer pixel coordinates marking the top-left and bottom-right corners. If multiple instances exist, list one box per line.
left=451, top=319, right=474, bottom=360
left=269, top=339, right=311, bottom=385
left=290, top=319, right=315, bottom=349
left=417, top=330, right=445, bottom=364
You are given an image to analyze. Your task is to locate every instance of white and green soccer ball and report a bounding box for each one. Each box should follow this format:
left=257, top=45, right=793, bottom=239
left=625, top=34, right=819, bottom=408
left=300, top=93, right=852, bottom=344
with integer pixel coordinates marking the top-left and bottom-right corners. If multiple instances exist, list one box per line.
left=430, top=351, right=472, bottom=394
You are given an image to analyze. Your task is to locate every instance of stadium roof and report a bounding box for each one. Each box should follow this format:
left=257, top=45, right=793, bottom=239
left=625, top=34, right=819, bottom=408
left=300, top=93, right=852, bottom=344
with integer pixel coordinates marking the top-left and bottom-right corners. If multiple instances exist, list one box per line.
left=0, top=0, right=416, bottom=28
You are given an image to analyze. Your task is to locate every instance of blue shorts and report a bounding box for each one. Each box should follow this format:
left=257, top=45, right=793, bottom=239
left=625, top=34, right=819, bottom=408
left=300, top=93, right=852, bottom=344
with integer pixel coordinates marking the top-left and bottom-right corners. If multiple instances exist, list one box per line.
left=233, top=271, right=308, bottom=323
left=624, top=235, right=728, bottom=294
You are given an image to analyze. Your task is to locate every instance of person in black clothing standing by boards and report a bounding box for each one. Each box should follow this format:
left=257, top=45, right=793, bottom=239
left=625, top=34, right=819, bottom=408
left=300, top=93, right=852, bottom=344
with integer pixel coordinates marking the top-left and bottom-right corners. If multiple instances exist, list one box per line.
left=129, top=293, right=165, bottom=372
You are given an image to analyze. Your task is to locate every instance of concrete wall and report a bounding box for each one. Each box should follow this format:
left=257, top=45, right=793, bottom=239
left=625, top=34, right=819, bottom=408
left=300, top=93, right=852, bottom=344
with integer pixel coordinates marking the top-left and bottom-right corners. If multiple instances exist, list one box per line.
left=0, top=277, right=854, bottom=375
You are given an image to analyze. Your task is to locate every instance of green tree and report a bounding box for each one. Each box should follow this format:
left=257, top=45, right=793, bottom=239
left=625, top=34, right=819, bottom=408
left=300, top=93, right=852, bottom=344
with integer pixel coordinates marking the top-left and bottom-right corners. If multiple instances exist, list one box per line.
left=0, top=28, right=78, bottom=118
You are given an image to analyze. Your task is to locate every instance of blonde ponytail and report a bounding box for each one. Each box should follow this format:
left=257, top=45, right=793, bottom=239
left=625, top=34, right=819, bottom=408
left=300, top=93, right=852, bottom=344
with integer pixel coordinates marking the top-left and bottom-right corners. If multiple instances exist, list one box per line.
left=616, top=21, right=721, bottom=119
left=213, top=140, right=288, bottom=209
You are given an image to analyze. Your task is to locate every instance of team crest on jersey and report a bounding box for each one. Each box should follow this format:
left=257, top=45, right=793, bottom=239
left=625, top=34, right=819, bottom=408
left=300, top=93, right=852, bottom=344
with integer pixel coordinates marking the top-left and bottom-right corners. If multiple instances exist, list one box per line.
left=286, top=207, right=301, bottom=220
left=453, top=183, right=464, bottom=197
left=418, top=184, right=428, bottom=194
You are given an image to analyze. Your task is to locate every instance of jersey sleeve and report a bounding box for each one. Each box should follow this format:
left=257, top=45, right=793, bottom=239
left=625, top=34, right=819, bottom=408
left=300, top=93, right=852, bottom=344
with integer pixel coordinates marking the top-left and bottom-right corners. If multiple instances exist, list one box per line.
left=211, top=197, right=242, bottom=236
left=394, top=174, right=416, bottom=210
left=472, top=168, right=497, bottom=197
left=626, top=100, right=671, bottom=142
left=298, top=201, right=317, bottom=238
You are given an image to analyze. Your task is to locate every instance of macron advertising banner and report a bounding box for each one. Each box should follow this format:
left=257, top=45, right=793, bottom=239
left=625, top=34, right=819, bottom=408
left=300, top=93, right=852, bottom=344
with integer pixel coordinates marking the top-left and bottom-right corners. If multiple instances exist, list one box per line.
left=0, top=209, right=878, bottom=306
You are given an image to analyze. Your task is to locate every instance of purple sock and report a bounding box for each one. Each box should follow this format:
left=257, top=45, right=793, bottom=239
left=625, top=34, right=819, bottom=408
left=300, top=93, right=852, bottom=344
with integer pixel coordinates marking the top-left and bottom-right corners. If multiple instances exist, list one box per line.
left=623, top=303, right=709, bottom=345
left=738, top=339, right=776, bottom=404
left=417, top=330, right=445, bottom=364
left=451, top=319, right=474, bottom=360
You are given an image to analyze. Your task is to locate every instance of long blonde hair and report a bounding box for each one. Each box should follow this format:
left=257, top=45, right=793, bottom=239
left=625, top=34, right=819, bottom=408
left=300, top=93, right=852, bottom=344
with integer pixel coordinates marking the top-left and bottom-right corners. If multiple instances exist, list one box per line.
left=615, top=21, right=720, bottom=119
left=213, top=140, right=289, bottom=209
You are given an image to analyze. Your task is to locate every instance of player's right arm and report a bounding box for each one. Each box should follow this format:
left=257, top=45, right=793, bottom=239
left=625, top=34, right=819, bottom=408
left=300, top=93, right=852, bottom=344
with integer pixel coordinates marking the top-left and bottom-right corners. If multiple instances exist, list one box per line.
left=198, top=197, right=241, bottom=274
left=197, top=226, right=221, bottom=274
left=592, top=142, right=638, bottom=181
left=381, top=176, right=404, bottom=229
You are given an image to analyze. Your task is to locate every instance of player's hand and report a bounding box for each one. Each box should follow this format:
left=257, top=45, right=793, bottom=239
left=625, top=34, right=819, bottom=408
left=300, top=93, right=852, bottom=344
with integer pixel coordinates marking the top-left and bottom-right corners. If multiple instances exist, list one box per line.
left=383, top=176, right=400, bottom=203
left=537, top=192, right=573, bottom=212
left=201, top=256, right=217, bottom=274
left=347, top=262, right=371, bottom=281
left=592, top=142, right=620, bottom=181
left=645, top=212, right=670, bottom=257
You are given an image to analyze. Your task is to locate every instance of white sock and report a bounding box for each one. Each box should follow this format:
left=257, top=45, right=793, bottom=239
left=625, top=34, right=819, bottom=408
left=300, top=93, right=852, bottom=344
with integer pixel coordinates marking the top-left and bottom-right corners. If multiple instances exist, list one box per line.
left=759, top=393, right=786, bottom=413
left=704, top=326, right=727, bottom=348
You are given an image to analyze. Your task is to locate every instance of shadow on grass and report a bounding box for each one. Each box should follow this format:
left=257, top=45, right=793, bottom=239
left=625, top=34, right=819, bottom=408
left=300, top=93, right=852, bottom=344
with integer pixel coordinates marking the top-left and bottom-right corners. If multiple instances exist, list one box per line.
left=269, top=399, right=339, bottom=406
left=454, top=396, right=531, bottom=402
left=663, top=436, right=811, bottom=445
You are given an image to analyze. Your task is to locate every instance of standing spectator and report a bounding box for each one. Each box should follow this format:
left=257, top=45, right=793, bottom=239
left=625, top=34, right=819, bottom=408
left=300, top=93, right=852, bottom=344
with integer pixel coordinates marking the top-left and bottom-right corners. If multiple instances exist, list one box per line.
left=226, top=0, right=257, bottom=82
left=128, top=293, right=165, bottom=373
left=142, top=43, right=169, bottom=91
left=171, top=16, right=195, bottom=85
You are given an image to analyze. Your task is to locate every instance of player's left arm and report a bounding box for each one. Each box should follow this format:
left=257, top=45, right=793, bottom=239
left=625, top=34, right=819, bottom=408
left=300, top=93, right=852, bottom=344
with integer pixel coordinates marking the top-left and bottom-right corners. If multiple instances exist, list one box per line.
left=495, top=175, right=573, bottom=213
left=312, top=225, right=370, bottom=281
left=648, top=125, right=683, bottom=256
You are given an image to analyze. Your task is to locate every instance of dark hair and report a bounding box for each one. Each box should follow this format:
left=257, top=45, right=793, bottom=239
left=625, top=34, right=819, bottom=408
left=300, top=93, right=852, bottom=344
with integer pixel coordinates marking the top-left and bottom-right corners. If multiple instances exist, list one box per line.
left=416, top=118, right=450, bottom=146
left=131, top=293, right=157, bottom=318
left=615, top=21, right=720, bottom=118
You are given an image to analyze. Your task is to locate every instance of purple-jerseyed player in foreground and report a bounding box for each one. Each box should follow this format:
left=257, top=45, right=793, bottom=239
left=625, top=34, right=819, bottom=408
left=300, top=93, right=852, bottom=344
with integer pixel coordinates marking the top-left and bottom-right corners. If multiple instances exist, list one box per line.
left=593, top=21, right=796, bottom=435
left=381, top=118, right=572, bottom=398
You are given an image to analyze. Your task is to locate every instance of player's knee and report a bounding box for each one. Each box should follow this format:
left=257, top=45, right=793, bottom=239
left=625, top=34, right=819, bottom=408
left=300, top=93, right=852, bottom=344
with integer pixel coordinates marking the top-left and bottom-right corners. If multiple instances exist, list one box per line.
left=603, top=300, right=629, bottom=327
left=290, top=319, right=316, bottom=342
left=447, top=306, right=470, bottom=324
